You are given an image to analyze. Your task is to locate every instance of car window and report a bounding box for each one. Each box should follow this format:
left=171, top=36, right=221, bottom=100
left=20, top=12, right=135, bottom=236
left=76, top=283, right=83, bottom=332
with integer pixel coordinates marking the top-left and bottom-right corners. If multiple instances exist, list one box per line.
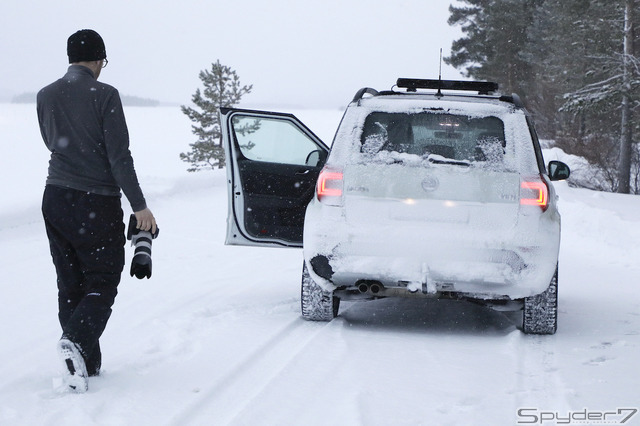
left=526, top=116, right=547, bottom=174
left=231, top=115, right=322, bottom=166
left=361, top=112, right=506, bottom=165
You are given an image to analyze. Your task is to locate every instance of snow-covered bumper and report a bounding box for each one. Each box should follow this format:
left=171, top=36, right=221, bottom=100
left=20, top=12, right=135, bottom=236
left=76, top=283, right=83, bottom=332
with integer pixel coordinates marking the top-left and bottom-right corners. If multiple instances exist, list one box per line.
left=303, top=202, right=560, bottom=300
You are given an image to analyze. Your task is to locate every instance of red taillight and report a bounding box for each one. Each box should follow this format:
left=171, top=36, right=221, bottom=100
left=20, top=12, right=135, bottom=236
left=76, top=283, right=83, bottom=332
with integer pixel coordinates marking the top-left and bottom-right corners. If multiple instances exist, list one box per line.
left=317, top=167, right=343, bottom=206
left=520, top=180, right=549, bottom=211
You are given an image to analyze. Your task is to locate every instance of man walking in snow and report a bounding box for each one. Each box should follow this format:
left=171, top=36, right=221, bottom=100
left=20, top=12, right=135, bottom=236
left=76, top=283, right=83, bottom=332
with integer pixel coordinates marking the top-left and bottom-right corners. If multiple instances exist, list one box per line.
left=37, top=29, right=156, bottom=392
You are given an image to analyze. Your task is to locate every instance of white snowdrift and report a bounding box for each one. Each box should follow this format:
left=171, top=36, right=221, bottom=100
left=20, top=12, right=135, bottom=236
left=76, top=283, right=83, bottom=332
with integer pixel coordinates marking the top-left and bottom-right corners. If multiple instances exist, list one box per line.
left=0, top=104, right=638, bottom=425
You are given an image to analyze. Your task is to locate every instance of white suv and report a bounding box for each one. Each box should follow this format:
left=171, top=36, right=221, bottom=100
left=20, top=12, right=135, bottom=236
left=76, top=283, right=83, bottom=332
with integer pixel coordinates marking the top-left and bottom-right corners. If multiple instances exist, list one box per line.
left=220, top=79, right=570, bottom=334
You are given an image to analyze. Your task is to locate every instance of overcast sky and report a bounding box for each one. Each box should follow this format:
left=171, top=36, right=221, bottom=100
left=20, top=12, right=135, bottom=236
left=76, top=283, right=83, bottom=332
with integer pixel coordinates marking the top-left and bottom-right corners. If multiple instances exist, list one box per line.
left=1, top=0, right=464, bottom=109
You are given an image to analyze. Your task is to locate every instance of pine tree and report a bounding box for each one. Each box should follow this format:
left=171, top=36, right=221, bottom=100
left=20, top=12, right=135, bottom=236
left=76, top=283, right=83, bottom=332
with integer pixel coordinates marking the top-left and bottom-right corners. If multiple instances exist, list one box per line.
left=445, top=0, right=542, bottom=98
left=618, top=0, right=636, bottom=193
left=555, top=0, right=639, bottom=193
left=446, top=0, right=640, bottom=193
left=522, top=0, right=596, bottom=138
left=181, top=60, right=253, bottom=171
left=526, top=0, right=625, bottom=187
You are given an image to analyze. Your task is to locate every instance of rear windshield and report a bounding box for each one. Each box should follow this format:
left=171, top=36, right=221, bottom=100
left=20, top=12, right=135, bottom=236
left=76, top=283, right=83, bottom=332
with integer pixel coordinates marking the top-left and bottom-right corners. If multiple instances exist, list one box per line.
left=361, top=112, right=506, bottom=165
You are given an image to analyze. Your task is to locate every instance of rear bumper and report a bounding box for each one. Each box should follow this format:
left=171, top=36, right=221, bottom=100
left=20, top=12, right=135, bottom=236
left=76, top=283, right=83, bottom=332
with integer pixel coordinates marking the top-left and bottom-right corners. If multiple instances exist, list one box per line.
left=303, top=205, right=560, bottom=300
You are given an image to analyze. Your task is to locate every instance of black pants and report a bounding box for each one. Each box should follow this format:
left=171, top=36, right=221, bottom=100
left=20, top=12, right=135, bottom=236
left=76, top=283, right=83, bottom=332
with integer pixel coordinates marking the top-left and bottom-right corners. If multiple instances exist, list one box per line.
left=42, top=185, right=125, bottom=375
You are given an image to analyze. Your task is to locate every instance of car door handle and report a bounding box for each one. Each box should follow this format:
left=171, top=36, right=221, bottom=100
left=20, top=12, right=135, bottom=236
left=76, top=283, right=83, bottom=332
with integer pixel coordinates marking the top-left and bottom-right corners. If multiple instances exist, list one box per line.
left=295, top=169, right=311, bottom=175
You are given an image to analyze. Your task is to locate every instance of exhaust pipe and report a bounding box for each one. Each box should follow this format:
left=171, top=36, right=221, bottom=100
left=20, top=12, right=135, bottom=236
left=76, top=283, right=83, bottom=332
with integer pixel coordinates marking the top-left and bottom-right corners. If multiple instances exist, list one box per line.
left=356, top=281, right=383, bottom=295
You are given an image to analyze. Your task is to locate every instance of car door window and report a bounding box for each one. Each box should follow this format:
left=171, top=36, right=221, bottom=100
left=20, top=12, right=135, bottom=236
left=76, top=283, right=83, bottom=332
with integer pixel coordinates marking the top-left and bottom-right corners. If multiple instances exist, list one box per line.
left=221, top=109, right=329, bottom=248
left=232, top=115, right=323, bottom=166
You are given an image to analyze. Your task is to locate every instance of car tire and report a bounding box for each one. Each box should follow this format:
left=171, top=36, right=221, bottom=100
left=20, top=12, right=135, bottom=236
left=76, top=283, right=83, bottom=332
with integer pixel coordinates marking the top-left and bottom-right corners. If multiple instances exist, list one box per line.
left=523, top=266, right=558, bottom=335
left=301, top=262, right=339, bottom=321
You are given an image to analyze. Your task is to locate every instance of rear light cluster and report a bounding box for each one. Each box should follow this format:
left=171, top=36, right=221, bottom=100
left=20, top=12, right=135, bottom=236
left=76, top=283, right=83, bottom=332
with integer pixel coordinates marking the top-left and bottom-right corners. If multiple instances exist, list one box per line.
left=520, top=177, right=549, bottom=211
left=317, top=167, right=549, bottom=211
left=316, top=167, right=344, bottom=206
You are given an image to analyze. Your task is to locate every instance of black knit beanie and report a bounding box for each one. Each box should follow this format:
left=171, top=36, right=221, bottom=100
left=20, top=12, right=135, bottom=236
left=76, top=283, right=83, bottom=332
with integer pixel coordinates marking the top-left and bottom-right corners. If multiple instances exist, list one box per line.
left=67, top=29, right=107, bottom=63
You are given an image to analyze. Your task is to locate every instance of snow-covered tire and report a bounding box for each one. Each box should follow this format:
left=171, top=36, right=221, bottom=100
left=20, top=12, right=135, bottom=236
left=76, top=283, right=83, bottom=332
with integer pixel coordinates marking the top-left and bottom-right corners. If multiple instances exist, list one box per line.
left=523, top=266, right=558, bottom=335
left=301, top=262, right=339, bottom=321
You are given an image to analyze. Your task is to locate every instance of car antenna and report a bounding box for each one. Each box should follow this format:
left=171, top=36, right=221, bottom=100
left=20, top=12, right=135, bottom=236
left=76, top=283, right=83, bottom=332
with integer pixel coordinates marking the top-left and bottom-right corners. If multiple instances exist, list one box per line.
left=436, top=48, right=443, bottom=98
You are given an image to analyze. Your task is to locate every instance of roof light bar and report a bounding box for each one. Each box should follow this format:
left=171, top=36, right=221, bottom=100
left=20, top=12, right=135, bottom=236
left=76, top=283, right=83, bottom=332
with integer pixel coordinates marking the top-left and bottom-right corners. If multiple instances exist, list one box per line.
left=397, top=78, right=499, bottom=95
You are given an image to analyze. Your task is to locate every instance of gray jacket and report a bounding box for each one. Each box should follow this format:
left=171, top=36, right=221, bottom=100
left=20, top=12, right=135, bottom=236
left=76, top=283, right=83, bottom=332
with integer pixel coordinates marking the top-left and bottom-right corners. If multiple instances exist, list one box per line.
left=37, top=65, right=146, bottom=211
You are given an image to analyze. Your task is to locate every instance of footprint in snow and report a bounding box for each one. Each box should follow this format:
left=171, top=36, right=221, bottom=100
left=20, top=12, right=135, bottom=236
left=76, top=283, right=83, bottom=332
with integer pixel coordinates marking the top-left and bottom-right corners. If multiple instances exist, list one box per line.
left=589, top=341, right=613, bottom=350
left=584, top=356, right=613, bottom=366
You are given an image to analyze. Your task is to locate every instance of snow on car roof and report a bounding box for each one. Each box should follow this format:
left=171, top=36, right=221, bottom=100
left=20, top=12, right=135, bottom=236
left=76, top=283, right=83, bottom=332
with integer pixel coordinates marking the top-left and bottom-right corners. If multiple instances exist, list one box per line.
left=356, top=94, right=518, bottom=117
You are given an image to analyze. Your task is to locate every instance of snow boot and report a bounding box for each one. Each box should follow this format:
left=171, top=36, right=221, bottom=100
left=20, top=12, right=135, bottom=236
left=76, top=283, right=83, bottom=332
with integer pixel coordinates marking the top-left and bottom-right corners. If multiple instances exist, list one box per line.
left=85, top=341, right=101, bottom=377
left=57, top=338, right=88, bottom=393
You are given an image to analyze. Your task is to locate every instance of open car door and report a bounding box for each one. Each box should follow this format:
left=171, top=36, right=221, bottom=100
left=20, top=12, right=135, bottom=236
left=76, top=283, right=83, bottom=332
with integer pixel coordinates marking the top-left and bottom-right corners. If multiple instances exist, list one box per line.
left=220, top=107, right=330, bottom=248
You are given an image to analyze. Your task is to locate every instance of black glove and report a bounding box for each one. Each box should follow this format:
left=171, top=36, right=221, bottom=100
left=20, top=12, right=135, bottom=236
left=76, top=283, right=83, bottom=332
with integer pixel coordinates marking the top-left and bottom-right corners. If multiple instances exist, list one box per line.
left=126, top=214, right=159, bottom=279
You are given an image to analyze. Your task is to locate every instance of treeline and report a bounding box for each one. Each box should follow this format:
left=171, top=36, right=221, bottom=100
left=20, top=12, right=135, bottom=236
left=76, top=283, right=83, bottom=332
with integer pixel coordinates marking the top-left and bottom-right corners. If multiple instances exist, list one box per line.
left=446, top=0, right=640, bottom=194
left=11, top=93, right=160, bottom=107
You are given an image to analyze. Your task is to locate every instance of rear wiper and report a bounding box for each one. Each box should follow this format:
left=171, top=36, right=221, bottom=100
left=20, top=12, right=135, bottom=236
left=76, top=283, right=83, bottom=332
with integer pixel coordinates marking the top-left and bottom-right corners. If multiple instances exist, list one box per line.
left=427, top=155, right=471, bottom=167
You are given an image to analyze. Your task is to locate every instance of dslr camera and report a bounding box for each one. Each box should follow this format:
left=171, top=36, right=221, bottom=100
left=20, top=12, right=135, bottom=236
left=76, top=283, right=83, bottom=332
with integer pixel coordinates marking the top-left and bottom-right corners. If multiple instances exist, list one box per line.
left=126, top=214, right=159, bottom=279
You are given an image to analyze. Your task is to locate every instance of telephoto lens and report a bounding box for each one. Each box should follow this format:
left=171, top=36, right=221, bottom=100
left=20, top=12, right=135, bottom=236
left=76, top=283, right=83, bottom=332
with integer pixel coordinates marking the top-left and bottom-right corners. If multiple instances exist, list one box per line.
left=126, top=214, right=159, bottom=279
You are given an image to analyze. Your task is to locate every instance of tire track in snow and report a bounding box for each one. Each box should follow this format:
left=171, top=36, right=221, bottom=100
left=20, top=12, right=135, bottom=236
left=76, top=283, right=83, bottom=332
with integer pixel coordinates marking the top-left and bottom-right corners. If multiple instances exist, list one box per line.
left=512, top=332, right=572, bottom=416
left=104, top=293, right=302, bottom=380
left=166, top=317, right=334, bottom=426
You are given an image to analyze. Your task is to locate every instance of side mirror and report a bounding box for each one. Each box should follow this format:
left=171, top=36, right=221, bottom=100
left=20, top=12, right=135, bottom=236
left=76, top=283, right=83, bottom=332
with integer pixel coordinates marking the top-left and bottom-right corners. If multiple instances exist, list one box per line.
left=548, top=160, right=570, bottom=181
left=305, top=149, right=328, bottom=167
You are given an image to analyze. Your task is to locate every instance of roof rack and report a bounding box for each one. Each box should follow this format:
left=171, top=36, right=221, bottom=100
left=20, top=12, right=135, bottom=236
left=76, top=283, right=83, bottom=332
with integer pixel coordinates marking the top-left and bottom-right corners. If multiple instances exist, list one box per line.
left=396, top=78, right=499, bottom=95
left=352, top=87, right=379, bottom=103
left=499, top=93, right=524, bottom=108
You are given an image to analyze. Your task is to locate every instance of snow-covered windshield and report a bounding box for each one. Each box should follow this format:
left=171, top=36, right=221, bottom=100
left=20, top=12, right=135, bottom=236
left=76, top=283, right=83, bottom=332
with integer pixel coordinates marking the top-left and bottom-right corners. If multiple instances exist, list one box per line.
left=360, top=112, right=506, bottom=167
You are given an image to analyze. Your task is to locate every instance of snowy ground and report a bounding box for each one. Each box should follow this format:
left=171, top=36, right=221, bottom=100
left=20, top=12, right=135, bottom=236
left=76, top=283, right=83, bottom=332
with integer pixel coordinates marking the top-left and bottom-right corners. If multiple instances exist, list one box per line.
left=0, top=103, right=638, bottom=425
